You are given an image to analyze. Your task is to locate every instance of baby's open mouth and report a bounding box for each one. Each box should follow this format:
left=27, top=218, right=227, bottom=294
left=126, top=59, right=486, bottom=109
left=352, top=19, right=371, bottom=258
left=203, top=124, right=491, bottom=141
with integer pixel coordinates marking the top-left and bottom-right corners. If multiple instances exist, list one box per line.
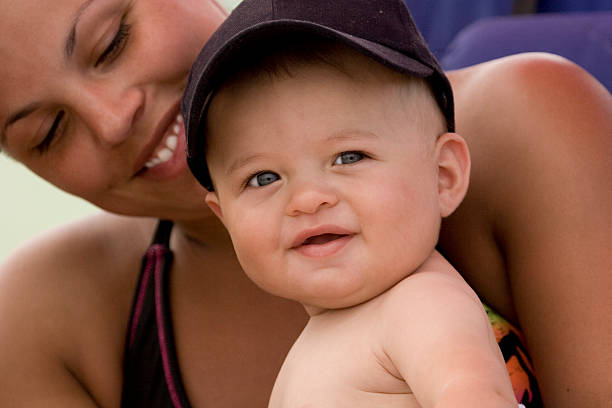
left=301, top=233, right=349, bottom=246
left=292, top=230, right=353, bottom=257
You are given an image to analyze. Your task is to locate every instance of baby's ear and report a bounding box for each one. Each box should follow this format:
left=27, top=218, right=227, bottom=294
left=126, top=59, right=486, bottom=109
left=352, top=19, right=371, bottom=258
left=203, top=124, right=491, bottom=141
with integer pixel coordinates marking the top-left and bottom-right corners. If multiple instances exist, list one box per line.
left=435, top=133, right=471, bottom=217
left=204, top=191, right=225, bottom=222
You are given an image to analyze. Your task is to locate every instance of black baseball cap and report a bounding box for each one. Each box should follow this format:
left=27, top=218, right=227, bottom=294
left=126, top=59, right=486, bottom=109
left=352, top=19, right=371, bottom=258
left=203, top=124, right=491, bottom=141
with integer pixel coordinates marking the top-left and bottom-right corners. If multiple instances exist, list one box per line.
left=183, top=0, right=455, bottom=191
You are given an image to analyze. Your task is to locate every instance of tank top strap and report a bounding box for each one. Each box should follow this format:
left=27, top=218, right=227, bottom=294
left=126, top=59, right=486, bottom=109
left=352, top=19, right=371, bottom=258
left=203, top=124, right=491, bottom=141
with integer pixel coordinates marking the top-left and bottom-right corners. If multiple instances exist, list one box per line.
left=121, top=219, right=192, bottom=408
left=151, top=219, right=174, bottom=246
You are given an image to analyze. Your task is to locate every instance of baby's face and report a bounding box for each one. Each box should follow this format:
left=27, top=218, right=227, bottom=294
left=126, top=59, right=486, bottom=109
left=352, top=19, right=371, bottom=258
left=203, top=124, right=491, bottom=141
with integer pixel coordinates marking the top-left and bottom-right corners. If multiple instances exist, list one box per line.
left=205, top=63, right=444, bottom=312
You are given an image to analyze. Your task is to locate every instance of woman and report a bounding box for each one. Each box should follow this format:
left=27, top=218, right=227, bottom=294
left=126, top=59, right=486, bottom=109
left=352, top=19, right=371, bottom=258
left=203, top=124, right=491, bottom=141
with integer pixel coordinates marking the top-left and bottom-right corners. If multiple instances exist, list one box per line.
left=0, top=0, right=610, bottom=407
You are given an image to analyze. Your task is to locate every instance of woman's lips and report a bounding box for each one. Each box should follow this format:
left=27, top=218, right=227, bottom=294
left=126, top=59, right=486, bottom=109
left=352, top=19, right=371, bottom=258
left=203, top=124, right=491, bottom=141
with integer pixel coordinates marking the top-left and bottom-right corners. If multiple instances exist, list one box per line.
left=138, top=117, right=187, bottom=180
left=133, top=100, right=183, bottom=176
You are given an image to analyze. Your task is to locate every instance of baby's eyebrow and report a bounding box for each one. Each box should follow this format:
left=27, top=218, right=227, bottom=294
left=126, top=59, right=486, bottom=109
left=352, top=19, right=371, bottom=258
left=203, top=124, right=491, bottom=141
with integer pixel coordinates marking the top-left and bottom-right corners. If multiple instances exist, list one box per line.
left=226, top=153, right=270, bottom=176
left=222, top=131, right=378, bottom=176
left=324, top=130, right=379, bottom=143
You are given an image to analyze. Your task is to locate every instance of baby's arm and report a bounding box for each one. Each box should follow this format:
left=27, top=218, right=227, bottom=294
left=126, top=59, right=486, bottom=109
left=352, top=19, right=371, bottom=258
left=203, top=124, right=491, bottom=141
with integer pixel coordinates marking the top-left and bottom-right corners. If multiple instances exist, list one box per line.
left=379, top=252, right=517, bottom=408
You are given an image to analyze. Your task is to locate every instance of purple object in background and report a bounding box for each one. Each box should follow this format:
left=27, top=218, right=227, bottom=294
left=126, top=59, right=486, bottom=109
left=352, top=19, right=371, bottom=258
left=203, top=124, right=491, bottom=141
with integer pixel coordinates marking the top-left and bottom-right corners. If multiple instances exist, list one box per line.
left=441, top=11, right=612, bottom=92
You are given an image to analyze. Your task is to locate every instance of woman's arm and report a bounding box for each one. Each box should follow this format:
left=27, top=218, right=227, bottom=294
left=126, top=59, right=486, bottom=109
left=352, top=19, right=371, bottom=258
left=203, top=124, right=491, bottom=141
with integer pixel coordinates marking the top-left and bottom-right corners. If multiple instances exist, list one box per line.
left=446, top=53, right=612, bottom=407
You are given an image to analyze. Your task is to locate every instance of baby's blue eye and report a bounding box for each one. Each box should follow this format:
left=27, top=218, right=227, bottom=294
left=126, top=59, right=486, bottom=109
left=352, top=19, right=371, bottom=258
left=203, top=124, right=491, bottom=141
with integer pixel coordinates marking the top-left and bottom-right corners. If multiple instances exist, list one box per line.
left=334, top=151, right=364, bottom=165
left=247, top=171, right=280, bottom=187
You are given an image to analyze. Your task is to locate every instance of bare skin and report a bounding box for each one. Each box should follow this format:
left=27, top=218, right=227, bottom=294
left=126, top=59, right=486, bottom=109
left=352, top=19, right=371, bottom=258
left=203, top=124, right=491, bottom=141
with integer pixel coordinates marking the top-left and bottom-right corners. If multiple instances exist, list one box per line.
left=442, top=53, right=612, bottom=407
left=0, top=0, right=610, bottom=405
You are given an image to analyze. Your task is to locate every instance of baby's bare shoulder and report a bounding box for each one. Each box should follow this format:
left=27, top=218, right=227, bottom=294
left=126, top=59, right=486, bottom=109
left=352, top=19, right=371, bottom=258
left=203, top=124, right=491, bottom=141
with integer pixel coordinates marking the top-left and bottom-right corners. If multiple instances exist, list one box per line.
left=382, top=252, right=478, bottom=309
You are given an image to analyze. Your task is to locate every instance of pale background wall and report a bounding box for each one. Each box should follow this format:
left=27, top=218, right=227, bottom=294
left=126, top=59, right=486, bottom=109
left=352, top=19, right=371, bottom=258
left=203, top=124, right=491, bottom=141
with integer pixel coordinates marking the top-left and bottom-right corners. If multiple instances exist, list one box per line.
left=0, top=0, right=243, bottom=260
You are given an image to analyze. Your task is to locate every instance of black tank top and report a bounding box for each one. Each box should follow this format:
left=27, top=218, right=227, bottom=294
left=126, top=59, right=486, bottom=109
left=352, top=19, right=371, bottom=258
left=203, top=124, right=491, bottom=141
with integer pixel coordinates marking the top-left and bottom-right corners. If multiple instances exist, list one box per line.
left=121, top=220, right=191, bottom=408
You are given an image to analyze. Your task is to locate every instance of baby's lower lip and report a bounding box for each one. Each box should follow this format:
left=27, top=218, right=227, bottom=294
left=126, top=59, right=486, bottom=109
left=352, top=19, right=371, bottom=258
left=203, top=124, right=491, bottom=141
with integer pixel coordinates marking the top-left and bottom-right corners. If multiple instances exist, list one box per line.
left=293, top=234, right=353, bottom=258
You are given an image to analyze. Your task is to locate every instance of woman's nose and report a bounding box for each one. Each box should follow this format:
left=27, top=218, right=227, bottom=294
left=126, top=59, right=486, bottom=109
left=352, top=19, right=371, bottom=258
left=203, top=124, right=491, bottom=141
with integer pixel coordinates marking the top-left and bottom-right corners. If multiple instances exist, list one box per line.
left=285, top=179, right=339, bottom=217
left=73, top=82, right=144, bottom=147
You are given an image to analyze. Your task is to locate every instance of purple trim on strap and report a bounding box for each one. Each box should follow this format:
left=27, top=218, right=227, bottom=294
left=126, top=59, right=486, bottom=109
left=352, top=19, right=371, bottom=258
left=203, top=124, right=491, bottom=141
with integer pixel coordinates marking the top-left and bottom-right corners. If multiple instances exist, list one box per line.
left=153, top=246, right=184, bottom=408
left=128, top=245, right=159, bottom=348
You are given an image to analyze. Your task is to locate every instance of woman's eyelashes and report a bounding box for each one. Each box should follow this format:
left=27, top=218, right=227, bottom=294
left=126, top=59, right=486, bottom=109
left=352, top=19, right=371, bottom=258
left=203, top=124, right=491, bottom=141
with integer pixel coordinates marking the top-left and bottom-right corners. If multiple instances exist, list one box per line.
left=95, top=18, right=131, bottom=67
left=36, top=111, right=65, bottom=153
left=247, top=171, right=280, bottom=188
left=333, top=151, right=366, bottom=165
left=28, top=11, right=133, bottom=154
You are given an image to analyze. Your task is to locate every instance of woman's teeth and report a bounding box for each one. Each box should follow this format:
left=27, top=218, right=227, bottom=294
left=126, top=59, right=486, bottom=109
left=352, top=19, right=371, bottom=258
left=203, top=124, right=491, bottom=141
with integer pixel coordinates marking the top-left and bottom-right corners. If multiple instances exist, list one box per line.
left=145, top=113, right=184, bottom=169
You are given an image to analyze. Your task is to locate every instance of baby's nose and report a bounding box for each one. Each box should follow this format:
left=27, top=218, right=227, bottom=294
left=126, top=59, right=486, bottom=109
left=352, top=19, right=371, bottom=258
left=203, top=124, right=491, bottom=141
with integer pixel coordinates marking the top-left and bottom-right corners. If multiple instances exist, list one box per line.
left=285, top=180, right=339, bottom=216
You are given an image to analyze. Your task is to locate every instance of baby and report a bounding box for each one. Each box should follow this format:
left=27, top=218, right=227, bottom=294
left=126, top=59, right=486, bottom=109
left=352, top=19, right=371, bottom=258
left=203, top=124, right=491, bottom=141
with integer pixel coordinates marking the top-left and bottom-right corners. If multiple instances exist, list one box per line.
left=185, top=0, right=524, bottom=406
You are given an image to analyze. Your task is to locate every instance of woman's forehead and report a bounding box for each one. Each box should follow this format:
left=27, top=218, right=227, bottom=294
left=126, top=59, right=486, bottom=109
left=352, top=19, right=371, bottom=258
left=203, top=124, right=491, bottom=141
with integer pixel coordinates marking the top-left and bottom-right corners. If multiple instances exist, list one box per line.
left=0, top=0, right=76, bottom=112
left=1, top=0, right=78, bottom=68
left=2, top=0, right=79, bottom=34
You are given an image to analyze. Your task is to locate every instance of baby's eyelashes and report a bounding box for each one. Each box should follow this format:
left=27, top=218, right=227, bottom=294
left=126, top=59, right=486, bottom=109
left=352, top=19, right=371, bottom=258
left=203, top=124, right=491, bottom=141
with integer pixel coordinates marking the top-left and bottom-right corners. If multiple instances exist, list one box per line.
left=333, top=151, right=366, bottom=165
left=247, top=171, right=280, bottom=188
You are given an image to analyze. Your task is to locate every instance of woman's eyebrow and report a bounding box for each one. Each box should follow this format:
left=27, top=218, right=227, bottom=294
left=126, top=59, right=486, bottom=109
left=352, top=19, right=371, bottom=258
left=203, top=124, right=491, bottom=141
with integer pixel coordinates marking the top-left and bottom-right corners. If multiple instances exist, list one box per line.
left=1, top=103, right=42, bottom=146
left=65, top=0, right=98, bottom=58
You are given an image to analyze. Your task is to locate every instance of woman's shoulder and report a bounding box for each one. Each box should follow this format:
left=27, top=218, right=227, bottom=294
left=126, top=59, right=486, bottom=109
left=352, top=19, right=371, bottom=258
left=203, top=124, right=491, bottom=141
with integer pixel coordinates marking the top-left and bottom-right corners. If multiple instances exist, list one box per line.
left=448, top=52, right=611, bottom=137
left=439, top=52, right=611, bottom=319
left=1, top=211, right=157, bottom=280
left=0, top=213, right=159, bottom=406
left=0, top=212, right=158, bottom=323
left=447, top=52, right=611, bottom=195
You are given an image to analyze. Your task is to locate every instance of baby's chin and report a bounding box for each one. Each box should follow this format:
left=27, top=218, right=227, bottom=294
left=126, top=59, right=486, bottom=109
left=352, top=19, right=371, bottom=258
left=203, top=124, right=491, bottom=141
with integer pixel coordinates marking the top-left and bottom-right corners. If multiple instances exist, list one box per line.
left=300, top=296, right=367, bottom=317
left=293, top=288, right=380, bottom=316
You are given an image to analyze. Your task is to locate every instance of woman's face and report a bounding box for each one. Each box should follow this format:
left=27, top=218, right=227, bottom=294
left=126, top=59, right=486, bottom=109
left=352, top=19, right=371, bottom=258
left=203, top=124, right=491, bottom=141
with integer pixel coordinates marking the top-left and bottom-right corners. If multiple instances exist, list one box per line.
left=0, top=0, right=226, bottom=218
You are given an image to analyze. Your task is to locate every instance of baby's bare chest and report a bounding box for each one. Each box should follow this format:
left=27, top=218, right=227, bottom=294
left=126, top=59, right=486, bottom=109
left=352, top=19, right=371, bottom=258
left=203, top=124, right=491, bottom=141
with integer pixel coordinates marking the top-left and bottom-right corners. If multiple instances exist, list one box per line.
left=269, top=310, right=418, bottom=408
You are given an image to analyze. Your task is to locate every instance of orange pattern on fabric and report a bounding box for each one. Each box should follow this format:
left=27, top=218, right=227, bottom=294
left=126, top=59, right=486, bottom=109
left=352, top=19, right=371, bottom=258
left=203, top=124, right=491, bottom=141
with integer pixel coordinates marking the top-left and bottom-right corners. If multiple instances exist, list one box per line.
left=485, top=305, right=542, bottom=407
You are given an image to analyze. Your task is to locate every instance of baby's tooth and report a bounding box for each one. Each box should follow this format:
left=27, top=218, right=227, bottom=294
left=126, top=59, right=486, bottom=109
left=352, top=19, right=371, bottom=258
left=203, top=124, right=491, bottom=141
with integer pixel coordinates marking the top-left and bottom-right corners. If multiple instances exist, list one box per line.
left=176, top=114, right=184, bottom=124
left=172, top=124, right=180, bottom=134
left=166, top=135, right=178, bottom=150
left=158, top=148, right=173, bottom=162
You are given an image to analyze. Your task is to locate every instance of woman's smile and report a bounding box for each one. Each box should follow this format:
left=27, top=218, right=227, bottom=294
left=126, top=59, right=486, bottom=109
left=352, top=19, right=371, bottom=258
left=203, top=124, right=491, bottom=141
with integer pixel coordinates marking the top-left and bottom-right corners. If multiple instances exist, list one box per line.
left=144, top=113, right=183, bottom=170
left=139, top=118, right=187, bottom=181
left=133, top=100, right=188, bottom=182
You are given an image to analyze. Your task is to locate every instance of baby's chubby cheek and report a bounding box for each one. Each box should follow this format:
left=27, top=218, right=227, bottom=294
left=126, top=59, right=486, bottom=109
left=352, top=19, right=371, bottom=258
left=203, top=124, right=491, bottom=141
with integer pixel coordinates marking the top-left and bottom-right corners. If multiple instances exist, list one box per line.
left=228, top=214, right=276, bottom=262
left=229, top=216, right=288, bottom=291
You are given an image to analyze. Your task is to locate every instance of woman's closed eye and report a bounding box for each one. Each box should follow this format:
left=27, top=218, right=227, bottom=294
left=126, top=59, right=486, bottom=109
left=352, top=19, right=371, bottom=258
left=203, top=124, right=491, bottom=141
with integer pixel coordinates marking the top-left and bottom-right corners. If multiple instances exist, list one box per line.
left=36, top=111, right=65, bottom=153
left=95, top=18, right=131, bottom=67
left=247, top=171, right=280, bottom=188
left=333, top=151, right=366, bottom=165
